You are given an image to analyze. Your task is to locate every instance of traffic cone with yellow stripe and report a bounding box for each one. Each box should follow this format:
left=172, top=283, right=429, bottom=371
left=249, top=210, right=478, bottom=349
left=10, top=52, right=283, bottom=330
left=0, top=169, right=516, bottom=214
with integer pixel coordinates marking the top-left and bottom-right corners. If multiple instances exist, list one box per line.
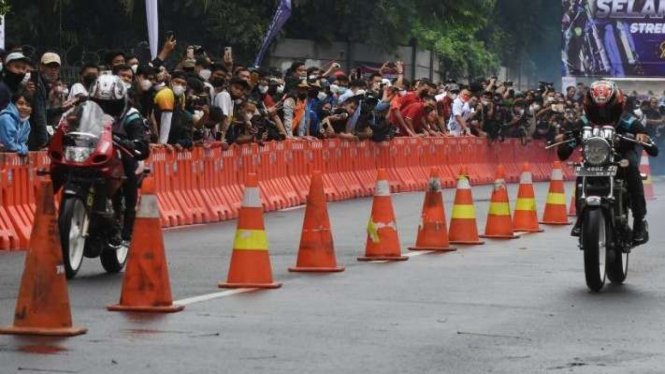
left=640, top=151, right=656, bottom=201
left=513, top=163, right=544, bottom=233
left=219, top=173, right=282, bottom=289
left=358, top=169, right=408, bottom=261
left=107, top=177, right=185, bottom=313
left=448, top=167, right=485, bottom=245
left=408, top=168, right=457, bottom=252
left=481, top=165, right=519, bottom=239
left=289, top=171, right=345, bottom=272
left=541, top=161, right=571, bottom=225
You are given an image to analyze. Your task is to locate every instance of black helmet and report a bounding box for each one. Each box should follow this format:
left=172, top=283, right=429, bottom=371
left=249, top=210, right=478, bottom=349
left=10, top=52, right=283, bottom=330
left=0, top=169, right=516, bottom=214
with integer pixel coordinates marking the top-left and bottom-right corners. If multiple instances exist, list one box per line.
left=583, top=80, right=624, bottom=125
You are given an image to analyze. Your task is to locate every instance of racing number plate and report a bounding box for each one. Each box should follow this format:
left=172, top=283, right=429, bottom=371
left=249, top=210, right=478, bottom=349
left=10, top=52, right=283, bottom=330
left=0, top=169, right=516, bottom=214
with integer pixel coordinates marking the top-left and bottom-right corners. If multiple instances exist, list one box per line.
left=575, top=165, right=618, bottom=177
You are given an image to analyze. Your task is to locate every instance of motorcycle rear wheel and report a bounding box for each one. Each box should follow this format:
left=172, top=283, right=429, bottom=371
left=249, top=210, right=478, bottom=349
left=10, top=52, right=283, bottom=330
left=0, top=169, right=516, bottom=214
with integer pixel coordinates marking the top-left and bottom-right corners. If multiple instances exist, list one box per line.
left=59, top=197, right=87, bottom=279
left=583, top=209, right=607, bottom=292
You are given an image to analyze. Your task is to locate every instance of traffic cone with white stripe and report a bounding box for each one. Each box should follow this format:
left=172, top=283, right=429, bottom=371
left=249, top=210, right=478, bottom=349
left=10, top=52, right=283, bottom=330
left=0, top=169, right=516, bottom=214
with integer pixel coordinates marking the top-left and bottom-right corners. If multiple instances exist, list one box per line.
left=481, top=165, right=519, bottom=239
left=107, top=177, right=185, bottom=313
left=448, top=167, right=485, bottom=245
left=408, top=168, right=457, bottom=252
left=541, top=161, right=571, bottom=225
left=358, top=169, right=408, bottom=261
left=513, top=163, right=544, bottom=233
left=640, top=151, right=656, bottom=201
left=219, top=173, right=282, bottom=289
left=289, top=171, right=345, bottom=272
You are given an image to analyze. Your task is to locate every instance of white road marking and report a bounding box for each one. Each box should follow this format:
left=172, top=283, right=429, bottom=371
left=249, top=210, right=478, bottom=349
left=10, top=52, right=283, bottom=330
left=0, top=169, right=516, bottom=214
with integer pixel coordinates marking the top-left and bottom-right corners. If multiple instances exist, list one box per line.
left=278, top=205, right=306, bottom=212
left=174, top=289, right=257, bottom=306
left=164, top=224, right=207, bottom=231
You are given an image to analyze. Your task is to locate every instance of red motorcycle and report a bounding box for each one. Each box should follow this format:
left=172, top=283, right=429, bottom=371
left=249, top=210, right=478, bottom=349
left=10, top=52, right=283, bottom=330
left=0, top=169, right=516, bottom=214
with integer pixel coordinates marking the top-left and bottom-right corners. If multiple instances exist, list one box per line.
left=48, top=101, right=138, bottom=279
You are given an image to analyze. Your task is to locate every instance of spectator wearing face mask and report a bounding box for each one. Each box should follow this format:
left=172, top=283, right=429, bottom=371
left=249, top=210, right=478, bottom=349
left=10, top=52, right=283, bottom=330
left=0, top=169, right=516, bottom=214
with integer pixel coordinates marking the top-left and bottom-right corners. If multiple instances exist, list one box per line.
left=153, top=71, right=186, bottom=144
left=448, top=89, right=473, bottom=136
left=26, top=52, right=62, bottom=150
left=285, top=61, right=308, bottom=93
left=105, top=50, right=126, bottom=68
left=0, top=90, right=33, bottom=155
left=68, top=63, right=100, bottom=101
left=134, top=64, right=157, bottom=120
left=0, top=52, right=32, bottom=111
left=320, top=97, right=359, bottom=141
left=283, top=80, right=309, bottom=138
left=214, top=76, right=249, bottom=141
left=255, top=72, right=287, bottom=139
left=113, top=64, right=135, bottom=89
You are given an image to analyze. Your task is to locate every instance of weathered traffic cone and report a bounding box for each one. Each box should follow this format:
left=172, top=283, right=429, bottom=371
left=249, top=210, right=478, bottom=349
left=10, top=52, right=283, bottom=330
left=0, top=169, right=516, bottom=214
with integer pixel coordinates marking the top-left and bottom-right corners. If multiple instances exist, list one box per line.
left=513, top=163, right=544, bottom=233
left=541, top=161, right=571, bottom=225
left=219, top=173, right=282, bottom=288
left=641, top=150, right=656, bottom=201
left=358, top=169, right=408, bottom=261
left=481, top=165, right=519, bottom=239
left=107, top=176, right=185, bottom=313
left=0, top=180, right=87, bottom=336
left=289, top=171, right=345, bottom=272
left=408, top=168, right=456, bottom=252
left=448, top=167, right=485, bottom=245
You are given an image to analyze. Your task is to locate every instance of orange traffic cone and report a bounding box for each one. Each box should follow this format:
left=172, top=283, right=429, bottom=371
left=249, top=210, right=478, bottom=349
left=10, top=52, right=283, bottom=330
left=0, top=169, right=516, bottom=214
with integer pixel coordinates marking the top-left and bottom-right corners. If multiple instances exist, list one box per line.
left=641, top=151, right=656, bottom=201
left=289, top=171, right=344, bottom=272
left=568, top=194, right=577, bottom=217
left=481, top=165, right=519, bottom=239
left=513, top=163, right=544, bottom=233
left=219, top=173, right=282, bottom=289
left=408, top=168, right=457, bottom=252
left=107, top=177, right=185, bottom=313
left=358, top=169, right=408, bottom=261
left=541, top=161, right=571, bottom=225
left=0, top=180, right=87, bottom=336
left=448, top=167, right=485, bottom=245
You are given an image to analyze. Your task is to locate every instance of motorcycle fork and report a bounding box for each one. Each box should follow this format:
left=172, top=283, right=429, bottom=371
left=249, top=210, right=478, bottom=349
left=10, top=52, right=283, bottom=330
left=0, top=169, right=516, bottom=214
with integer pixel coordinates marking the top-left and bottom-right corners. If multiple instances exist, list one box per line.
left=81, top=185, right=96, bottom=238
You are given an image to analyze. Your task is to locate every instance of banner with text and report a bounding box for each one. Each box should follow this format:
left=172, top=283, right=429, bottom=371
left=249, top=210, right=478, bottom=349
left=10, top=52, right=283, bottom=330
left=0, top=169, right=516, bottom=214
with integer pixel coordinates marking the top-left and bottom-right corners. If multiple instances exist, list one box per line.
left=562, top=0, right=665, bottom=77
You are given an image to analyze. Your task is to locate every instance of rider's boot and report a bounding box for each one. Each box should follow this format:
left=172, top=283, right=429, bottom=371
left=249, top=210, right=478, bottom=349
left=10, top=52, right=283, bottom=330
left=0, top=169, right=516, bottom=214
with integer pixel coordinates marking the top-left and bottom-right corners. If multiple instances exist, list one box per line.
left=120, top=210, right=136, bottom=248
left=633, top=217, right=649, bottom=246
left=571, top=215, right=581, bottom=237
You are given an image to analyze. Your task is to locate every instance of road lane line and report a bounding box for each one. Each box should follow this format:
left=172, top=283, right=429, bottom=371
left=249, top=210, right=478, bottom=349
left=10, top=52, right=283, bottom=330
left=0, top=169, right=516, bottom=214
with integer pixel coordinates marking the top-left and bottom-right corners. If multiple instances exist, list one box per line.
left=174, top=289, right=257, bottom=306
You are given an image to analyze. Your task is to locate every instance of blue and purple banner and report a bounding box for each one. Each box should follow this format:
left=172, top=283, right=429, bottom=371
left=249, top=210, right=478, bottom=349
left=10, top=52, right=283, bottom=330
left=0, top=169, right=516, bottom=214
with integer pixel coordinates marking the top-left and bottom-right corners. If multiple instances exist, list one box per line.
left=562, top=0, right=665, bottom=77
left=254, top=0, right=292, bottom=68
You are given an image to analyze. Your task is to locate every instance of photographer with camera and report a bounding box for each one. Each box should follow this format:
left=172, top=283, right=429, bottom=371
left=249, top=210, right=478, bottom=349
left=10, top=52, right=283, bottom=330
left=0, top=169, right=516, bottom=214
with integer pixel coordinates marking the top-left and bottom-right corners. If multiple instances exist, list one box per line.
left=503, top=99, right=529, bottom=144
left=319, top=96, right=359, bottom=141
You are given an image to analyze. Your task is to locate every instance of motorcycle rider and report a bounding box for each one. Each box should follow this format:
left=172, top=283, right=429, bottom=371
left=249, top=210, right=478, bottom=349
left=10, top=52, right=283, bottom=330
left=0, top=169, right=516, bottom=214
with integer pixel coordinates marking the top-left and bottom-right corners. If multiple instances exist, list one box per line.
left=88, top=75, right=150, bottom=248
left=557, top=80, right=658, bottom=246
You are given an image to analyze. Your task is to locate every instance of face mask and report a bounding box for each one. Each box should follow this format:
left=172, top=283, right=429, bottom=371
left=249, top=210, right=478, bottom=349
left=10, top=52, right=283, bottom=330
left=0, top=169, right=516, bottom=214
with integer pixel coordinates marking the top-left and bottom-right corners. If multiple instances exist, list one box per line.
left=140, top=79, right=153, bottom=91
left=83, top=74, right=98, bottom=87
left=0, top=63, right=3, bottom=73
left=449, top=93, right=458, bottom=100
left=258, top=85, right=269, bottom=94
left=317, top=92, right=328, bottom=101
left=20, top=115, right=30, bottom=122
left=516, top=109, right=525, bottom=115
left=244, top=113, right=253, bottom=122
left=122, top=81, right=132, bottom=90
left=199, top=69, right=212, bottom=81
left=461, top=93, right=471, bottom=102
left=154, top=82, right=166, bottom=91
left=131, top=64, right=138, bottom=74
left=309, top=75, right=319, bottom=81
left=234, top=98, right=243, bottom=105
left=62, top=87, right=69, bottom=96
left=172, top=85, right=186, bottom=97
left=276, top=85, right=285, bottom=94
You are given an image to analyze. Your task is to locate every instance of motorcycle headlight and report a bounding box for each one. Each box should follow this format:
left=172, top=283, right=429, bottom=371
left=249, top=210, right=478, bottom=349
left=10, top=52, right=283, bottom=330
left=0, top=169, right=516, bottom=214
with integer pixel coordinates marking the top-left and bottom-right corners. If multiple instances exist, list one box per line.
left=64, top=146, right=94, bottom=162
left=583, top=138, right=611, bottom=166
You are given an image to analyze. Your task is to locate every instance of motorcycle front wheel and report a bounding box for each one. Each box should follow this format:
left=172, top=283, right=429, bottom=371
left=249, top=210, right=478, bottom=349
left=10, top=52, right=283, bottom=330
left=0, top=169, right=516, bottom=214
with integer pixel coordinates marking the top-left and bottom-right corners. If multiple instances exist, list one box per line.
left=582, top=209, right=608, bottom=292
left=100, top=194, right=128, bottom=274
left=59, top=197, right=87, bottom=279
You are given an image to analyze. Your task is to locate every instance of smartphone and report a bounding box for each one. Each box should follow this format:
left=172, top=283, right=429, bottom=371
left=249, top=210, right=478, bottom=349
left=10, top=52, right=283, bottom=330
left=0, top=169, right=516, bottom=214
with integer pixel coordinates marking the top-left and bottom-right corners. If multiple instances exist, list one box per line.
left=165, top=30, right=174, bottom=40
left=186, top=47, right=194, bottom=59
left=224, top=47, right=232, bottom=59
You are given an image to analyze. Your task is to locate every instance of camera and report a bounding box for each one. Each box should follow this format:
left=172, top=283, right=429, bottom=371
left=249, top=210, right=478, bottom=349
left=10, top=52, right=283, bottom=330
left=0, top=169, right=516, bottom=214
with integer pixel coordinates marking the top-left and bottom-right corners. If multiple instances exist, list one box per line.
left=504, top=81, right=513, bottom=87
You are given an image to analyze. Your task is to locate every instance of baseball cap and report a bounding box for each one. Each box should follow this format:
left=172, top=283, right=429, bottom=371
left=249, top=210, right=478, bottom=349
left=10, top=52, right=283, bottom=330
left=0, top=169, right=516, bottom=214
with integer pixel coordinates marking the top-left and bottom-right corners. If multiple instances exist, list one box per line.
left=182, top=59, right=196, bottom=69
left=5, top=52, right=31, bottom=65
left=41, top=52, right=61, bottom=66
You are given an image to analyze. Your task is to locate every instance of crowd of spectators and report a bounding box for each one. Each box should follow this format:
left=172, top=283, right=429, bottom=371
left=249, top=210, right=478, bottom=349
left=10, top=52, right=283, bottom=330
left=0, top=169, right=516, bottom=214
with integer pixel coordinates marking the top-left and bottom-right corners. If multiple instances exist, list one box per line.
left=0, top=37, right=664, bottom=165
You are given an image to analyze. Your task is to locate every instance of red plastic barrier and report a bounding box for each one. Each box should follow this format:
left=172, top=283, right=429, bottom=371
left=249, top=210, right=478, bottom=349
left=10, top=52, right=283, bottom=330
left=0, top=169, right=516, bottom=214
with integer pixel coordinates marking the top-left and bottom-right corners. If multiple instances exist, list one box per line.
left=0, top=156, right=19, bottom=250
left=354, top=141, right=375, bottom=196
left=197, top=146, right=230, bottom=221
left=324, top=139, right=352, bottom=200
left=286, top=141, right=309, bottom=204
left=1, top=154, right=35, bottom=249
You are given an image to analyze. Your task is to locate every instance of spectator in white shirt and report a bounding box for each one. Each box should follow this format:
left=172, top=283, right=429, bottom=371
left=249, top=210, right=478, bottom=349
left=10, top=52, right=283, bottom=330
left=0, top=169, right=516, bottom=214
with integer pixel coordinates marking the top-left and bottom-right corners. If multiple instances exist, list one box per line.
left=68, top=63, right=100, bottom=101
left=448, top=89, right=473, bottom=136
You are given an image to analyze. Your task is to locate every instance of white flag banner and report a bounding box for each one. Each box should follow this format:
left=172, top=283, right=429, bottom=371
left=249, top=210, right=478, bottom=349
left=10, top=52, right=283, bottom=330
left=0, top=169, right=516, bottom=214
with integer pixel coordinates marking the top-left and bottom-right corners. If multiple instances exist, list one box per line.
left=0, top=16, right=5, bottom=50
left=146, top=0, right=159, bottom=59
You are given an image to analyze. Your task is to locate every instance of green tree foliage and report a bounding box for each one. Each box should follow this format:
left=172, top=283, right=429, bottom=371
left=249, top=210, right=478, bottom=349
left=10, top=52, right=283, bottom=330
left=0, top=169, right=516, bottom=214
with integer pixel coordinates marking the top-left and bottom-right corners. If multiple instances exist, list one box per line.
left=6, top=0, right=559, bottom=79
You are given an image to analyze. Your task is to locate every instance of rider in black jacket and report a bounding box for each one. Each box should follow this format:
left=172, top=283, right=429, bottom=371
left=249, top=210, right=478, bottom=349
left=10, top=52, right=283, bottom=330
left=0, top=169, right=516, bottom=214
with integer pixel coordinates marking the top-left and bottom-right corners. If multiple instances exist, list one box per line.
left=557, top=81, right=658, bottom=246
left=89, top=75, right=150, bottom=247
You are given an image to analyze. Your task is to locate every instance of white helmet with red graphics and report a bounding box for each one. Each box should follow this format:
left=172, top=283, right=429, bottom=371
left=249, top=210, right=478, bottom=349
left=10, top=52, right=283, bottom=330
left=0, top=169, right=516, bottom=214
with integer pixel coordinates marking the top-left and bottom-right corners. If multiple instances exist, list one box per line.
left=583, top=80, right=625, bottom=125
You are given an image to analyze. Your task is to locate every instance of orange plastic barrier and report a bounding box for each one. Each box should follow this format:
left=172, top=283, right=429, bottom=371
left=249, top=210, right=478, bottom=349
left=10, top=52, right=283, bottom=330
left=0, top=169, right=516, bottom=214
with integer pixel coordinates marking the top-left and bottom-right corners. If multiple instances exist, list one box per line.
left=1, top=137, right=564, bottom=250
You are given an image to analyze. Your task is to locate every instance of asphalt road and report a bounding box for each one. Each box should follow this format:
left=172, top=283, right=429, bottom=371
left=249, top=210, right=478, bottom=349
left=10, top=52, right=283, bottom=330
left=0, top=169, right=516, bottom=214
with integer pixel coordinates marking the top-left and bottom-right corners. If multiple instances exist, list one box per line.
left=1, top=181, right=665, bottom=374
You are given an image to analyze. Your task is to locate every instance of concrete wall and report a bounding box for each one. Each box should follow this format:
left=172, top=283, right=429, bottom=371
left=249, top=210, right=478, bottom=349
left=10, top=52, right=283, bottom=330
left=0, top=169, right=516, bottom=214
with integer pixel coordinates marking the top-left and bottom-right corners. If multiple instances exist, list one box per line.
left=265, top=38, right=443, bottom=81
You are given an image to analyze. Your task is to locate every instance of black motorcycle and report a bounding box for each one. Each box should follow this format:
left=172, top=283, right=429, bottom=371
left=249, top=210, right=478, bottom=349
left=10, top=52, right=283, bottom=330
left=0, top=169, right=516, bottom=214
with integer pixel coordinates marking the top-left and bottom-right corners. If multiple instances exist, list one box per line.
left=549, top=125, right=655, bottom=292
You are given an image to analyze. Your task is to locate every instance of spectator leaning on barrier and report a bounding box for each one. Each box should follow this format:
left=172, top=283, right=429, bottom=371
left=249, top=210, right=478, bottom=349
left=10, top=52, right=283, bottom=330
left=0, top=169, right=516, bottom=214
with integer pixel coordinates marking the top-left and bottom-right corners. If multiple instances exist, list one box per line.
left=283, top=80, right=308, bottom=138
left=0, top=90, right=32, bottom=155
left=448, top=89, right=473, bottom=136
